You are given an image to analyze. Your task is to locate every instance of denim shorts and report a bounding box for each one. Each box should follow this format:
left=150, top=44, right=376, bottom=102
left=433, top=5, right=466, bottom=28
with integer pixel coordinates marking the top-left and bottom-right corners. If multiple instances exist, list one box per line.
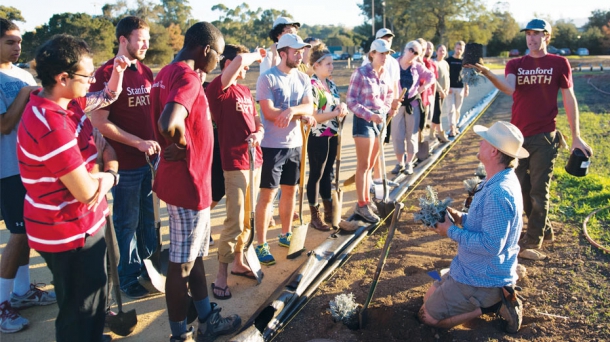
left=352, top=115, right=383, bottom=138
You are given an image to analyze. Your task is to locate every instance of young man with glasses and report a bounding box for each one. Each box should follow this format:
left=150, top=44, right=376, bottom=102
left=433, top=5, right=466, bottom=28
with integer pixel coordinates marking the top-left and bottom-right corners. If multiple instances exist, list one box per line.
left=90, top=16, right=160, bottom=300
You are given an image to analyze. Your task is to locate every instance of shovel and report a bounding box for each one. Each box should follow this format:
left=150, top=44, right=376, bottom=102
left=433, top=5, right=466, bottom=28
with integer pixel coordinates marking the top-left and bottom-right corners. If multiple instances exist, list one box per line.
left=106, top=213, right=138, bottom=336
left=373, top=121, right=394, bottom=221
left=142, top=154, right=167, bottom=293
left=331, top=116, right=346, bottom=230
left=359, top=201, right=404, bottom=329
left=244, top=141, right=264, bottom=283
left=287, top=121, right=312, bottom=259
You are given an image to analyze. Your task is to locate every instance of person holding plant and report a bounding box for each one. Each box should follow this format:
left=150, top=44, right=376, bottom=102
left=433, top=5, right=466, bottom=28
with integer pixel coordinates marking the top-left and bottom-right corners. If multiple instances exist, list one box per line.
left=467, top=18, right=593, bottom=261
left=306, top=43, right=348, bottom=231
left=346, top=39, right=394, bottom=224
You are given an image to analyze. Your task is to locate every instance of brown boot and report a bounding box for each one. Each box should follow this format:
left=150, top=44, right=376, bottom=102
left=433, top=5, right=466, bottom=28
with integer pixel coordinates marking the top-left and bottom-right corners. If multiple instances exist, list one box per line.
left=309, top=204, right=330, bottom=231
left=322, top=199, right=333, bottom=224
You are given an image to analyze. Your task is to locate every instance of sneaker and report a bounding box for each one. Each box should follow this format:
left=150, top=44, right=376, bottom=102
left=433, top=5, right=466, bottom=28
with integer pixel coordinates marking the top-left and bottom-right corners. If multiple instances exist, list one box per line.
left=10, top=283, right=56, bottom=309
left=278, top=232, right=292, bottom=248
left=255, top=243, right=276, bottom=266
left=209, top=236, right=215, bottom=246
left=170, top=326, right=195, bottom=341
left=0, top=300, right=29, bottom=333
left=518, top=248, right=547, bottom=261
left=498, top=288, right=523, bottom=333
left=196, top=302, right=241, bottom=342
left=121, top=282, right=150, bottom=299
left=367, top=201, right=379, bottom=214
left=403, top=164, right=414, bottom=175
left=354, top=203, right=380, bottom=224
left=390, top=164, right=404, bottom=175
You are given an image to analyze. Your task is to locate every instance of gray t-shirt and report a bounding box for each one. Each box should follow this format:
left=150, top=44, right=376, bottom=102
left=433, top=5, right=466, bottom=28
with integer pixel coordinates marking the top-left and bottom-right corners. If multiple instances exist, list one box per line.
left=0, top=65, right=37, bottom=179
left=256, top=66, right=312, bottom=148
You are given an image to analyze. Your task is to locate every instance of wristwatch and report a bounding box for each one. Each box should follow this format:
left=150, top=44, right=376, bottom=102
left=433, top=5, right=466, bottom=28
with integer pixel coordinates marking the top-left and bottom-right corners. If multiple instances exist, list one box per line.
left=105, top=170, right=120, bottom=187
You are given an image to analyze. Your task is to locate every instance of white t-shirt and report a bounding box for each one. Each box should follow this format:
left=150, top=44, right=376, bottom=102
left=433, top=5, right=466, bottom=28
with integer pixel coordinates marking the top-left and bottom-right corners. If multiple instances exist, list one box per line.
left=0, top=65, right=37, bottom=178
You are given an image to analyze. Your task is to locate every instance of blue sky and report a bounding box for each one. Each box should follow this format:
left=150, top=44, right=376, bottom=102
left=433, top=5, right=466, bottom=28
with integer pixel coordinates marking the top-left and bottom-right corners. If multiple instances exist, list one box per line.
left=4, top=0, right=607, bottom=32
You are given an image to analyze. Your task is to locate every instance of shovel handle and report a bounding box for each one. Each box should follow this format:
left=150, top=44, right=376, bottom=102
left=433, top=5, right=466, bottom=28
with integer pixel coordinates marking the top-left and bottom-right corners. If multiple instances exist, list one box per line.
left=247, top=141, right=256, bottom=249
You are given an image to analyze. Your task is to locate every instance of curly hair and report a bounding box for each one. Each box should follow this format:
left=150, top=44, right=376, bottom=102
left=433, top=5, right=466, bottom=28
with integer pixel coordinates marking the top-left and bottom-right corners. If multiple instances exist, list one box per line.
left=183, top=22, right=222, bottom=50
left=115, top=16, right=149, bottom=41
left=220, top=44, right=249, bottom=71
left=268, top=24, right=295, bottom=43
left=1, top=18, right=20, bottom=38
left=35, top=34, right=91, bottom=89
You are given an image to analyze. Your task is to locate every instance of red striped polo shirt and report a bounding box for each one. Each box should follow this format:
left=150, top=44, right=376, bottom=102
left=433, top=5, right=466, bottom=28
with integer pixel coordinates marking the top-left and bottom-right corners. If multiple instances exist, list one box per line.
left=17, top=90, right=108, bottom=253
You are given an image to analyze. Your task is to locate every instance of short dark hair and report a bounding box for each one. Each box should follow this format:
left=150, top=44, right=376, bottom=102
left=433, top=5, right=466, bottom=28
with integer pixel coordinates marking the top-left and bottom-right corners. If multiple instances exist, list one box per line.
left=115, top=16, right=149, bottom=41
left=220, top=44, right=249, bottom=71
left=277, top=46, right=290, bottom=59
left=269, top=24, right=295, bottom=43
left=35, top=34, right=91, bottom=89
left=1, top=18, right=19, bottom=38
left=183, top=22, right=222, bottom=50
left=498, top=150, right=518, bottom=168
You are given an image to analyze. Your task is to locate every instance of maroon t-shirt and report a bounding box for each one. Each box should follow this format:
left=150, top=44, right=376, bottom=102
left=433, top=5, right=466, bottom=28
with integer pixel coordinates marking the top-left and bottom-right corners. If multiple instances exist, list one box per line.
left=205, top=75, right=263, bottom=172
left=90, top=59, right=154, bottom=170
left=506, top=54, right=572, bottom=137
left=150, top=62, right=213, bottom=210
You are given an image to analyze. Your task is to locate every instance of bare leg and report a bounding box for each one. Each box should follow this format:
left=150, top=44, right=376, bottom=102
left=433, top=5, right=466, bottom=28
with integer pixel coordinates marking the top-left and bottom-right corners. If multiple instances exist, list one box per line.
left=279, top=185, right=297, bottom=235
left=255, top=188, right=277, bottom=245
left=354, top=137, right=374, bottom=203
left=0, top=234, right=30, bottom=279
left=166, top=260, right=196, bottom=322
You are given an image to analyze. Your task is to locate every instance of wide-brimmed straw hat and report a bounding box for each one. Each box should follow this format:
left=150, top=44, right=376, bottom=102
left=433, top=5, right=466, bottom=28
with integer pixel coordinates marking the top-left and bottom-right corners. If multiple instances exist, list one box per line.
left=473, top=121, right=529, bottom=159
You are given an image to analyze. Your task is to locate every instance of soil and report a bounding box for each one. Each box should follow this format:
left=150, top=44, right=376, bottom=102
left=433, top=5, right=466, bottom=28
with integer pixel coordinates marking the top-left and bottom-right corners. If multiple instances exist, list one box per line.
left=274, top=76, right=610, bottom=342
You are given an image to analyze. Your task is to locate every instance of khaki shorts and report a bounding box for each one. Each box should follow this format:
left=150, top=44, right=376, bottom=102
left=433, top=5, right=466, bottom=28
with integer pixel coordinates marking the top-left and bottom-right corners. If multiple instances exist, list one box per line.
left=425, top=274, right=502, bottom=321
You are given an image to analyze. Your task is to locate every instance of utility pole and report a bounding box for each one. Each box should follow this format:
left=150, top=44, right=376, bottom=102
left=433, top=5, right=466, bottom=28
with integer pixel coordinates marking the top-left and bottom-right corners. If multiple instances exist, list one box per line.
left=371, top=0, right=375, bottom=37
left=382, top=1, right=386, bottom=28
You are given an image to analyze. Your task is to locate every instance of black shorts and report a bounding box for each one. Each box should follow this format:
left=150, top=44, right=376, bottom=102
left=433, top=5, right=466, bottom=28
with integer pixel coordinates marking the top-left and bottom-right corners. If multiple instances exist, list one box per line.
left=211, top=128, right=225, bottom=202
left=0, top=175, right=27, bottom=234
left=260, top=147, right=301, bottom=189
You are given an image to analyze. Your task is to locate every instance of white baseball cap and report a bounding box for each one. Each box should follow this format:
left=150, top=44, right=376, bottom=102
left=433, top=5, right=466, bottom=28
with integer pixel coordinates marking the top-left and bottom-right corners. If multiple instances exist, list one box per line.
left=376, top=28, right=395, bottom=39
left=273, top=17, right=301, bottom=29
left=277, top=34, right=311, bottom=50
left=370, top=39, right=394, bottom=54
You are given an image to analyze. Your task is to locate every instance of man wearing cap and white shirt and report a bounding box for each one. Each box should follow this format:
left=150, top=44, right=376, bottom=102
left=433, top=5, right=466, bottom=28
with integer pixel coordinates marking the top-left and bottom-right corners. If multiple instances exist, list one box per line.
left=254, top=34, right=316, bottom=265
left=363, top=28, right=401, bottom=186
left=259, top=17, right=300, bottom=75
left=418, top=121, right=527, bottom=333
left=467, top=18, right=593, bottom=261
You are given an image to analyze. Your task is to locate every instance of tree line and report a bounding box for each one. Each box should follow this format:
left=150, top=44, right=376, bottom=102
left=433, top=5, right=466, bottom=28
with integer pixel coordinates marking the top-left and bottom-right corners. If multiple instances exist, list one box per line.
left=1, top=1, right=609, bottom=66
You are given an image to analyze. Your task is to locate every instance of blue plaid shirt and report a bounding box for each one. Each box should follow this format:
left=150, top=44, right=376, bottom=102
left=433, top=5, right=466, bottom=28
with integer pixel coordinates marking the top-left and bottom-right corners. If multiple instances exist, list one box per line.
left=447, top=168, right=522, bottom=288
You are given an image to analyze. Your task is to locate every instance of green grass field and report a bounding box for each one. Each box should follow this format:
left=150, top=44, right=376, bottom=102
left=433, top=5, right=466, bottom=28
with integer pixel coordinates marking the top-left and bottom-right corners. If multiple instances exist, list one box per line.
left=551, top=72, right=610, bottom=251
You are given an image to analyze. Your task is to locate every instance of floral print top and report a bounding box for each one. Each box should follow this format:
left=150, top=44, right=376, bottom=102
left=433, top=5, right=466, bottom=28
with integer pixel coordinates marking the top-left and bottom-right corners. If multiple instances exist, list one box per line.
left=310, top=74, right=340, bottom=137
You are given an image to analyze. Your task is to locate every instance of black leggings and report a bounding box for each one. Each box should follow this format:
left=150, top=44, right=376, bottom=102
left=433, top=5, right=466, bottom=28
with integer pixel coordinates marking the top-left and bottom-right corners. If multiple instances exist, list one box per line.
left=432, top=92, right=444, bottom=124
left=306, top=135, right=338, bottom=205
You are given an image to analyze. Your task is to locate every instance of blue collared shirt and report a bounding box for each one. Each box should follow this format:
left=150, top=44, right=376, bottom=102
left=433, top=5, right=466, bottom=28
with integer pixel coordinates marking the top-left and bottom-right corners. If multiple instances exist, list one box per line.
left=447, top=168, right=522, bottom=288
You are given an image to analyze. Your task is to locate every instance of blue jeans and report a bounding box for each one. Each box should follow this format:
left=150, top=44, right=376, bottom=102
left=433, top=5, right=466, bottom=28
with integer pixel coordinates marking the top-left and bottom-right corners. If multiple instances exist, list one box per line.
left=111, top=164, right=157, bottom=289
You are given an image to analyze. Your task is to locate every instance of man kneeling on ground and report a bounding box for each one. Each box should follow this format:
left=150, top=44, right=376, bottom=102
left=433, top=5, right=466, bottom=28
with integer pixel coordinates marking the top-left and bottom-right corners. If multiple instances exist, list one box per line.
left=418, top=121, right=526, bottom=333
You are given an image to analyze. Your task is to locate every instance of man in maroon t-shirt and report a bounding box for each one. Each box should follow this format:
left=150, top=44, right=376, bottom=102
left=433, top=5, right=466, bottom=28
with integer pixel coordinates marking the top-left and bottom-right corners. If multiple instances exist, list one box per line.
left=90, top=16, right=160, bottom=299
left=206, top=44, right=265, bottom=299
left=468, top=19, right=593, bottom=261
left=150, top=22, right=241, bottom=341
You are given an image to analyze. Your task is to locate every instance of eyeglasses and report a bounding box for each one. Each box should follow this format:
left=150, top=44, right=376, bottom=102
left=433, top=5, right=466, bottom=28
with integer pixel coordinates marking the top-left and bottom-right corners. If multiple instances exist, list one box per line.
left=210, top=47, right=224, bottom=61
left=409, top=48, right=419, bottom=55
left=71, top=73, right=96, bottom=83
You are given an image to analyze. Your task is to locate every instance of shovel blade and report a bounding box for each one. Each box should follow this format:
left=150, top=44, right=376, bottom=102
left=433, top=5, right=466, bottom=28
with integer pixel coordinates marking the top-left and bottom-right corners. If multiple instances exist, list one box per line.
left=108, top=309, right=138, bottom=336
left=142, top=257, right=166, bottom=293
left=287, top=224, right=307, bottom=259
left=358, top=306, right=368, bottom=329
left=245, top=244, right=264, bottom=284
left=331, top=190, right=343, bottom=229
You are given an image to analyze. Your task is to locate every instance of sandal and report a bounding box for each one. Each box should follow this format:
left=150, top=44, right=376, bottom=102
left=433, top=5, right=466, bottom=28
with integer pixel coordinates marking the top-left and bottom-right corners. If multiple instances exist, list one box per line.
left=210, top=282, right=232, bottom=300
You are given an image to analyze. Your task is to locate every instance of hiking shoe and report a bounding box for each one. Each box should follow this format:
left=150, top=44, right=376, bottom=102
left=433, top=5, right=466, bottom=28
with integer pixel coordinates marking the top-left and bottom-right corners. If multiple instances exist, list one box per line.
left=498, top=288, right=523, bottom=333
left=10, top=283, right=56, bottom=309
left=278, top=232, right=292, bottom=248
left=196, top=302, right=241, bottom=342
left=121, top=282, right=150, bottom=299
left=354, top=203, right=380, bottom=224
left=390, top=164, right=404, bottom=174
left=0, top=300, right=29, bottom=333
left=255, top=243, right=276, bottom=266
left=170, top=326, right=195, bottom=341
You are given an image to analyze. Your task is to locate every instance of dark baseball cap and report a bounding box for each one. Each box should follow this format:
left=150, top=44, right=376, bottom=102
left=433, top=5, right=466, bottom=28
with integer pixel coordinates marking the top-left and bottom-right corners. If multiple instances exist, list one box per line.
left=521, top=19, right=552, bottom=33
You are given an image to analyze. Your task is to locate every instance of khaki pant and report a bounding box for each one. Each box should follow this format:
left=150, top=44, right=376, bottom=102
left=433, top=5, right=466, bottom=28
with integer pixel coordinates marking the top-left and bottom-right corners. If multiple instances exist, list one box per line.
left=218, top=168, right=261, bottom=264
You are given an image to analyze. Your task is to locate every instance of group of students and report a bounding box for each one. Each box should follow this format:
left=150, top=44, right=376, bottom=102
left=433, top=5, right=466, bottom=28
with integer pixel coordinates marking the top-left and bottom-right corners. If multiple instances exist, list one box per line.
left=0, top=12, right=595, bottom=341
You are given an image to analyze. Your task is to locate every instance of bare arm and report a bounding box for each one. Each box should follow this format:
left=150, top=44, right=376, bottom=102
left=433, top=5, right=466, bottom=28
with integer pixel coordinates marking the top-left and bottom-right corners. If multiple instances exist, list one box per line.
left=221, top=51, right=264, bottom=90
left=90, top=108, right=160, bottom=155
left=59, top=165, right=114, bottom=208
left=468, top=63, right=516, bottom=96
left=158, top=102, right=188, bottom=147
left=561, top=86, right=593, bottom=157
left=0, top=86, right=39, bottom=135
left=259, top=96, right=315, bottom=128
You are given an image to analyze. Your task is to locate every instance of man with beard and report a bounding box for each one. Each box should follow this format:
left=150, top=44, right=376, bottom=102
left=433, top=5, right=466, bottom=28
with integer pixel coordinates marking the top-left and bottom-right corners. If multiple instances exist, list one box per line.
left=90, top=16, right=160, bottom=299
left=254, top=34, right=316, bottom=265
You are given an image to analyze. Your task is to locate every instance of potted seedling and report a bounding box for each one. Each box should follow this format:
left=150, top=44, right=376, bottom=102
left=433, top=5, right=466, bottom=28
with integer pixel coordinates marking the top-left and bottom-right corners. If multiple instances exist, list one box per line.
left=461, top=43, right=486, bottom=86
left=414, top=186, right=453, bottom=227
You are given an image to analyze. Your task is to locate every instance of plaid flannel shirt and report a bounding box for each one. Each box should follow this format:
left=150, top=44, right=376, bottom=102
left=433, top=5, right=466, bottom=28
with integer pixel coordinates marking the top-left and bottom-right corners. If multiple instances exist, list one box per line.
left=346, top=63, right=393, bottom=121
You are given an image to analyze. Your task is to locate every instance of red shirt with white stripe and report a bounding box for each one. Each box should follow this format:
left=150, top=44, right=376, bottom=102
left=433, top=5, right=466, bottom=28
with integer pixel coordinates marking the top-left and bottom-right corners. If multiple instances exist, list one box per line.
left=17, top=90, right=108, bottom=253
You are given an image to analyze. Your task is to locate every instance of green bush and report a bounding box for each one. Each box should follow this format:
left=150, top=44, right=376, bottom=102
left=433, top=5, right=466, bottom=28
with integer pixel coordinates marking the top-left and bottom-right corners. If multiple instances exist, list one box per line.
left=498, top=51, right=509, bottom=58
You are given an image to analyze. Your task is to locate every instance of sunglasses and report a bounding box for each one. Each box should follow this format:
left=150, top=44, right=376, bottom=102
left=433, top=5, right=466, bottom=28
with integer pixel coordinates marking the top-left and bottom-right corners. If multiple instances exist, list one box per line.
left=409, top=48, right=419, bottom=55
